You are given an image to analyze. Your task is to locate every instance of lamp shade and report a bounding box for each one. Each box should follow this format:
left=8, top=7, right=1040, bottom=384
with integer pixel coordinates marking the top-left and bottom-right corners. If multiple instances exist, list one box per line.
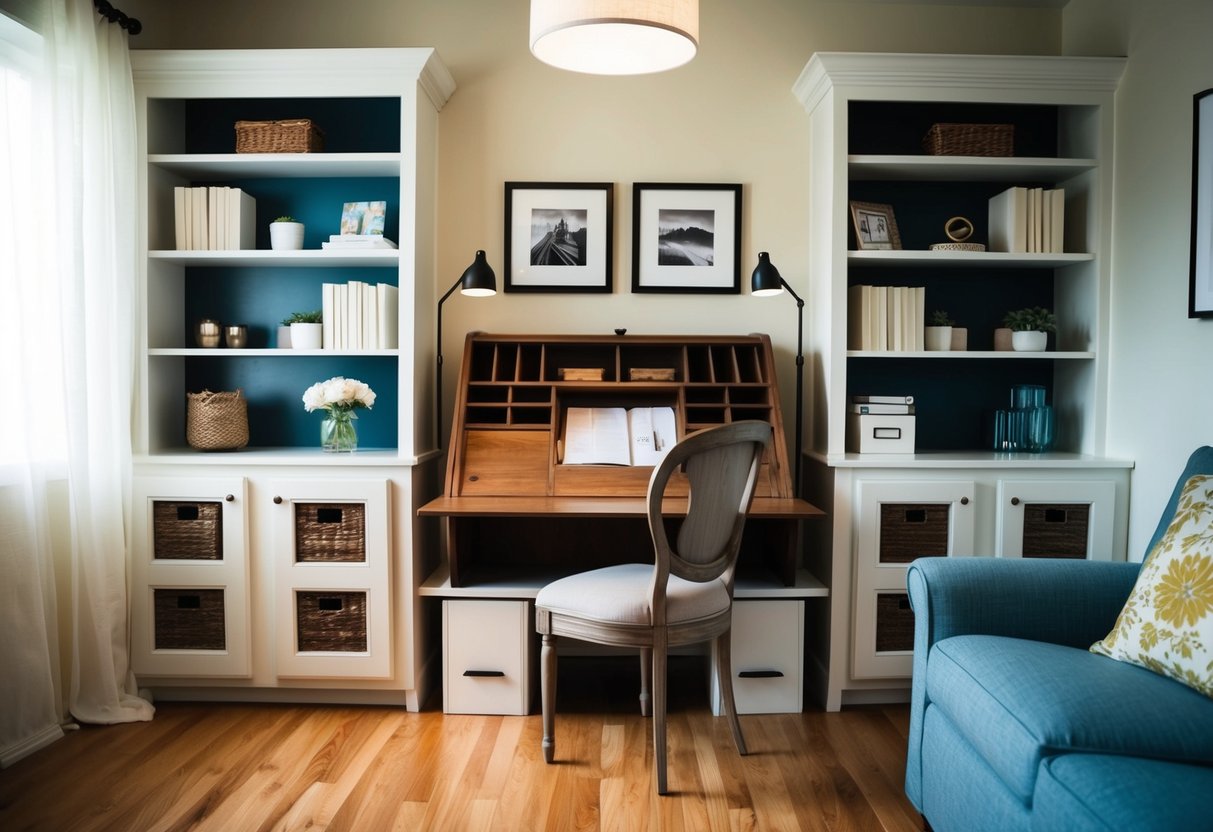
left=751, top=251, right=785, bottom=296
left=460, top=250, right=497, bottom=297
left=530, top=0, right=699, bottom=75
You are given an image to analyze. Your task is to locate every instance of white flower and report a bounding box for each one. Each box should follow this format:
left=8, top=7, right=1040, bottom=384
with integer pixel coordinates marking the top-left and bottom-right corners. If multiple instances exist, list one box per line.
left=300, top=376, right=376, bottom=412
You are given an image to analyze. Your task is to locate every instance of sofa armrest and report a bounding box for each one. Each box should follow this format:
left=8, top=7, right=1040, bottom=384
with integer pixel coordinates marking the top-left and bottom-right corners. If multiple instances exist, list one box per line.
left=906, top=556, right=1140, bottom=651
left=903, top=556, right=1140, bottom=812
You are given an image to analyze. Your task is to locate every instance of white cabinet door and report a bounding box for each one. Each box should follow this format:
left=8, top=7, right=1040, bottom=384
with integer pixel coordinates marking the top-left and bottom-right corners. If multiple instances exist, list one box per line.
left=710, top=600, right=804, bottom=715
left=443, top=600, right=533, bottom=715
left=996, top=479, right=1117, bottom=560
left=131, top=477, right=251, bottom=677
left=267, top=478, right=393, bottom=679
left=852, top=479, right=976, bottom=680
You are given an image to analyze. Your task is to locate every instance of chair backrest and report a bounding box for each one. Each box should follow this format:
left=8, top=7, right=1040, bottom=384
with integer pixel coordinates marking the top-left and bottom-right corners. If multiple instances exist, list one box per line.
left=646, top=420, right=771, bottom=595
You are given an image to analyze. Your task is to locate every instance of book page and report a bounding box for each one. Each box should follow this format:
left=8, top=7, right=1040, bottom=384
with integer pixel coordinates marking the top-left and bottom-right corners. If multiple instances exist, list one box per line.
left=628, top=406, right=677, bottom=467
left=561, top=407, right=632, bottom=465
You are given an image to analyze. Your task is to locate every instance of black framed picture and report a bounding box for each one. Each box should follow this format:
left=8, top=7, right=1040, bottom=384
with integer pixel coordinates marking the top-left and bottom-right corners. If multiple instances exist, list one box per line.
left=504, top=182, right=613, bottom=293
left=631, top=183, right=742, bottom=294
left=1190, top=87, right=1213, bottom=317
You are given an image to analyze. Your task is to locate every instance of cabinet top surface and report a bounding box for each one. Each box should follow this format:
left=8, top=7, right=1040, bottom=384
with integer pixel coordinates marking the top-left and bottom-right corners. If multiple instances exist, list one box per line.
left=418, top=495, right=824, bottom=519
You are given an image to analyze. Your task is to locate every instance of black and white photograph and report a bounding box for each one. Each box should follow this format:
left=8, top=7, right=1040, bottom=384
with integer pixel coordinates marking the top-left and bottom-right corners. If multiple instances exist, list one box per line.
left=1190, top=87, right=1213, bottom=317
left=505, top=182, right=613, bottom=292
left=632, top=183, right=741, bottom=293
left=849, top=200, right=902, bottom=250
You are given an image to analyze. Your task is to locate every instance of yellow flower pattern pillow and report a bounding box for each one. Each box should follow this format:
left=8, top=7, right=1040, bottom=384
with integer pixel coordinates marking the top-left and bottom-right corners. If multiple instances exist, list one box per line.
left=1091, top=475, right=1213, bottom=698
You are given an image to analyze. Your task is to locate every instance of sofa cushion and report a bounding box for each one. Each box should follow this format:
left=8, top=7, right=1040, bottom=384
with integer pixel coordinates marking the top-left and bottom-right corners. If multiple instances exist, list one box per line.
left=1091, top=474, right=1213, bottom=698
left=1033, top=754, right=1213, bottom=832
left=927, top=634, right=1213, bottom=802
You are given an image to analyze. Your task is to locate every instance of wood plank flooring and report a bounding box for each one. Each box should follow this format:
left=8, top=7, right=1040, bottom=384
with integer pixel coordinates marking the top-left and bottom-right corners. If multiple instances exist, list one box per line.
left=0, top=657, right=922, bottom=831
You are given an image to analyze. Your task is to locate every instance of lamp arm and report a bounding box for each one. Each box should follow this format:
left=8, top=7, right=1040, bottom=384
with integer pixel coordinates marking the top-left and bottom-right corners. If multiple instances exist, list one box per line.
left=435, top=276, right=465, bottom=451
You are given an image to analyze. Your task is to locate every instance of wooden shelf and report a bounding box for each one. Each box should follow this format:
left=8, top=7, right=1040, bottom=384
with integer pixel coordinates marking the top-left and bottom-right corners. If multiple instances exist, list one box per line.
left=847, top=251, right=1093, bottom=268
left=147, top=152, right=402, bottom=179
left=149, top=250, right=398, bottom=268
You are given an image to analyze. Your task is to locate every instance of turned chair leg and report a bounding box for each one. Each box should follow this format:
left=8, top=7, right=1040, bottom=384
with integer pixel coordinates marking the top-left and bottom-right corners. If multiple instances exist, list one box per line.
left=715, top=628, right=748, bottom=756
left=541, top=633, right=556, bottom=763
left=652, top=638, right=669, bottom=794
left=639, top=647, right=652, bottom=717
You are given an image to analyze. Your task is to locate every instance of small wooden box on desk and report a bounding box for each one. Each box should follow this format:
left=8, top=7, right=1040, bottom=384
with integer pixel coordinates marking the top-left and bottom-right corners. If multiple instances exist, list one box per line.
left=420, top=333, right=826, bottom=715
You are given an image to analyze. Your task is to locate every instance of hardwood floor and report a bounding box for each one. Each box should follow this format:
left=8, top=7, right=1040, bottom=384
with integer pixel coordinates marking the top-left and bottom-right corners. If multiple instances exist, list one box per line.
left=0, top=657, right=922, bottom=831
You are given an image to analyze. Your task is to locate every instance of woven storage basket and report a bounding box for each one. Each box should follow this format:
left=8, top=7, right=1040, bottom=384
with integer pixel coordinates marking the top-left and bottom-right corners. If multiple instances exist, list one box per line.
left=294, top=503, right=367, bottom=563
left=235, top=118, right=324, bottom=153
left=296, top=591, right=368, bottom=652
left=922, top=123, right=1014, bottom=157
left=153, top=501, right=223, bottom=560
left=153, top=588, right=226, bottom=650
left=875, top=593, right=915, bottom=653
left=186, top=389, right=249, bottom=451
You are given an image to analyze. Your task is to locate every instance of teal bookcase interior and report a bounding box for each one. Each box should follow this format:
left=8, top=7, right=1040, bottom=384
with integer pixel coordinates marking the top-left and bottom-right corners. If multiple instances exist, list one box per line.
left=183, top=97, right=402, bottom=154
left=848, top=102, right=1059, bottom=157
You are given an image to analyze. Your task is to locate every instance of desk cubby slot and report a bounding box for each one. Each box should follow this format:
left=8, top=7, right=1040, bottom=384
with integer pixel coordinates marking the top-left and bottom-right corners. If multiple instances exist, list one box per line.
left=470, top=342, right=498, bottom=382
left=685, top=386, right=725, bottom=404
left=710, top=346, right=738, bottom=383
left=620, top=344, right=683, bottom=382
left=734, top=345, right=764, bottom=382
left=685, top=406, right=727, bottom=427
left=728, top=386, right=769, bottom=405
left=686, top=346, right=713, bottom=382
left=466, top=385, right=507, bottom=404
left=465, top=405, right=509, bottom=426
left=518, top=344, right=543, bottom=381
left=545, top=344, right=617, bottom=381
left=510, top=405, right=553, bottom=426
left=495, top=343, right=519, bottom=382
left=511, top=385, right=553, bottom=403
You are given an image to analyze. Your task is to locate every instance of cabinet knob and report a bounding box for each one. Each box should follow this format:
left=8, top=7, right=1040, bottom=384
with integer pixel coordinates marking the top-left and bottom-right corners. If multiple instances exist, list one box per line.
left=960, top=497, right=970, bottom=506
left=273, top=496, right=283, bottom=505
left=224, top=494, right=235, bottom=502
left=1011, top=497, right=1021, bottom=506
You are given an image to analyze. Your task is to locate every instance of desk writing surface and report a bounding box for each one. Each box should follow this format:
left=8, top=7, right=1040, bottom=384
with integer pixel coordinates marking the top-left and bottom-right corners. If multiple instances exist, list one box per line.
left=418, top=495, right=825, bottom=519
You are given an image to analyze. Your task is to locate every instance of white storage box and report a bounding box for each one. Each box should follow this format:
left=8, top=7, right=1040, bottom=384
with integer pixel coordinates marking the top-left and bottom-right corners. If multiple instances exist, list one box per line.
left=848, top=413, right=916, bottom=454
left=443, top=600, right=534, bottom=715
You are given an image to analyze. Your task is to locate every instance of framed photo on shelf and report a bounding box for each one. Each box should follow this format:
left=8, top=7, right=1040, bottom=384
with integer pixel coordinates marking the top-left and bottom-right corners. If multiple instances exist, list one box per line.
left=504, top=182, right=613, bottom=293
left=631, top=183, right=742, bottom=293
left=340, top=201, right=387, bottom=235
left=1190, top=88, right=1213, bottom=317
left=849, top=200, right=902, bottom=251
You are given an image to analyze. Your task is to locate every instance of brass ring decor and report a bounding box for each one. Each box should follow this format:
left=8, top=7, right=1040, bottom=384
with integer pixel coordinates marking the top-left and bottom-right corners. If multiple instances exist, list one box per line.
left=930, top=215, right=986, bottom=252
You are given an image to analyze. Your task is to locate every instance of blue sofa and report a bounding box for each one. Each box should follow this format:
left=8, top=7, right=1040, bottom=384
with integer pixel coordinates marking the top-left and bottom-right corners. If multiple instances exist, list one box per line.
left=904, top=448, right=1213, bottom=832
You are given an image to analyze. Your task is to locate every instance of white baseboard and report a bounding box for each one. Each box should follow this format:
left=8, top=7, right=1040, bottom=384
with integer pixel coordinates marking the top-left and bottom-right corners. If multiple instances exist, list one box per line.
left=1, top=722, right=65, bottom=768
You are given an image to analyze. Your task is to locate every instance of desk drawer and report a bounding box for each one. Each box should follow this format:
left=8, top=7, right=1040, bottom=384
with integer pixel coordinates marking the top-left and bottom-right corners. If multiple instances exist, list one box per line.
left=443, top=600, right=534, bottom=715
left=712, top=600, right=803, bottom=714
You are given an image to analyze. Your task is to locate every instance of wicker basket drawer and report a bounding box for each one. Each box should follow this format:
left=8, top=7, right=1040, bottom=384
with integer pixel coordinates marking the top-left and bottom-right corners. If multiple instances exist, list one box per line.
left=296, top=591, right=368, bottom=652
left=234, top=118, right=324, bottom=153
left=879, top=503, right=951, bottom=564
left=153, top=588, right=226, bottom=650
left=874, top=592, right=915, bottom=653
left=152, top=501, right=222, bottom=560
left=922, top=122, right=1013, bottom=157
left=1022, top=503, right=1091, bottom=559
left=294, top=503, right=366, bottom=562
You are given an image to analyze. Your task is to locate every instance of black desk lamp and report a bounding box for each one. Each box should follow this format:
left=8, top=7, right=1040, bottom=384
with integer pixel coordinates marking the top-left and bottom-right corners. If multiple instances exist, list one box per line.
left=437, top=250, right=496, bottom=449
left=751, top=251, right=804, bottom=497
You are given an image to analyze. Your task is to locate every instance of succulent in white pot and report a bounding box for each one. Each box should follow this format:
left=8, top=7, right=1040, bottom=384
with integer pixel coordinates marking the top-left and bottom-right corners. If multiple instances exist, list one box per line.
left=283, top=310, right=322, bottom=350
left=924, top=309, right=954, bottom=351
left=269, top=215, right=305, bottom=250
left=1003, top=307, right=1056, bottom=352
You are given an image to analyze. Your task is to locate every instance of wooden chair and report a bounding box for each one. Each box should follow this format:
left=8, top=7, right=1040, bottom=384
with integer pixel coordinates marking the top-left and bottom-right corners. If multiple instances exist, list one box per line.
left=534, top=419, right=772, bottom=794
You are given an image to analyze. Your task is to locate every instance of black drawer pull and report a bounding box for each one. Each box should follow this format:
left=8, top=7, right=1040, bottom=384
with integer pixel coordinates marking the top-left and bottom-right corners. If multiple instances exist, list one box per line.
left=463, top=670, right=505, bottom=678
left=738, top=670, right=784, bottom=678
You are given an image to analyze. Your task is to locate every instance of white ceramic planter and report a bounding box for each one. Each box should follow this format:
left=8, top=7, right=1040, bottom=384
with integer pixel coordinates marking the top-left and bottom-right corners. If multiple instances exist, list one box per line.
left=1011, top=330, right=1048, bottom=352
left=269, top=221, right=305, bottom=250
left=924, top=326, right=953, bottom=351
left=290, top=322, right=322, bottom=350
left=277, top=325, right=293, bottom=349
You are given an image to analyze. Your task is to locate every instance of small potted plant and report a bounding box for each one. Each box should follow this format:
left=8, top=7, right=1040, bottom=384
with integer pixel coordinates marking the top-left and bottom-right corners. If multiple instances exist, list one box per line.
left=1003, top=306, right=1057, bottom=352
left=269, top=215, right=305, bottom=251
left=925, top=309, right=954, bottom=351
left=283, top=310, right=322, bottom=350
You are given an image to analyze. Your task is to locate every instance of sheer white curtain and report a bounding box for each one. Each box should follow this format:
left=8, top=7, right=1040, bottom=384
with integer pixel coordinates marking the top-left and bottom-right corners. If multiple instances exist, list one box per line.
left=0, top=0, right=151, bottom=767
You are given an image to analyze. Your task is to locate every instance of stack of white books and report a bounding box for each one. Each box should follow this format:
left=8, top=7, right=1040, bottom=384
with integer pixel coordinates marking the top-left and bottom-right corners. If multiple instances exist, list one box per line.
left=321, top=280, right=399, bottom=350
left=173, top=186, right=256, bottom=250
left=847, top=284, right=926, bottom=351
left=320, top=234, right=398, bottom=251
left=988, top=186, right=1065, bottom=253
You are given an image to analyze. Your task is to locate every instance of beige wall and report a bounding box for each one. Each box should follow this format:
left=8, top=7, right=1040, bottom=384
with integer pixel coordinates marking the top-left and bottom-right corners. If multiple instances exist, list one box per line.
left=120, top=0, right=1060, bottom=450
left=1064, top=0, right=1213, bottom=559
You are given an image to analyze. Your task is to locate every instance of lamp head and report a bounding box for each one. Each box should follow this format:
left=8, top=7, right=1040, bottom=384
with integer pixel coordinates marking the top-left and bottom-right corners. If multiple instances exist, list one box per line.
left=751, top=251, right=785, bottom=297
left=460, top=250, right=497, bottom=297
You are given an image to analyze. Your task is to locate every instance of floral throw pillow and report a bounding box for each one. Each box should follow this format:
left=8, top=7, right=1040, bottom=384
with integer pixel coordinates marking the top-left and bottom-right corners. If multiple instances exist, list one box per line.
left=1091, top=474, right=1213, bottom=698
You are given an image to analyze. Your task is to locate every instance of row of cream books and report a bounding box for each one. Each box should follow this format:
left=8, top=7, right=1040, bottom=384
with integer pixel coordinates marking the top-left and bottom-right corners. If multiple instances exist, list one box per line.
left=173, top=186, right=255, bottom=250
left=848, top=285, right=926, bottom=351
left=320, top=281, right=399, bottom=350
left=560, top=406, right=677, bottom=467
left=988, top=186, right=1065, bottom=253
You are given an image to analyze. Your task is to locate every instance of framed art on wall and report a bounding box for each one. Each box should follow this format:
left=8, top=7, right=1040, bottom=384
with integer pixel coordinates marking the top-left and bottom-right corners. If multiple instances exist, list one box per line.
left=631, top=183, right=742, bottom=293
left=1190, top=87, right=1213, bottom=317
left=504, top=182, right=613, bottom=293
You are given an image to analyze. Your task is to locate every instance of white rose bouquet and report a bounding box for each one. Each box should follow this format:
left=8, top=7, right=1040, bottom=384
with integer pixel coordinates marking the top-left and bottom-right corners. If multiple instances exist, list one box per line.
left=301, top=376, right=376, bottom=413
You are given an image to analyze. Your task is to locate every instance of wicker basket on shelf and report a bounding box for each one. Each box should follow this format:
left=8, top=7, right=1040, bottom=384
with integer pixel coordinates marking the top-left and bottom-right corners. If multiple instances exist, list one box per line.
left=186, top=389, right=249, bottom=451
left=922, top=123, right=1013, bottom=157
left=234, top=118, right=324, bottom=153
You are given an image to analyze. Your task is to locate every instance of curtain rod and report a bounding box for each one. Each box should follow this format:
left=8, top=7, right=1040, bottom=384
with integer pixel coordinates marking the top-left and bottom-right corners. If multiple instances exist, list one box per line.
left=94, top=0, right=141, bottom=35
